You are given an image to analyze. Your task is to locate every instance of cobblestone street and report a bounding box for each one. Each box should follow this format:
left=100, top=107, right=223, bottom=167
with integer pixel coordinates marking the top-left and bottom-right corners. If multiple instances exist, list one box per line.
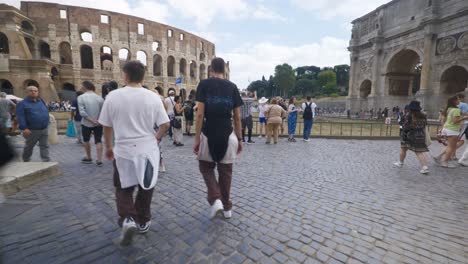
left=0, top=136, right=467, bottom=264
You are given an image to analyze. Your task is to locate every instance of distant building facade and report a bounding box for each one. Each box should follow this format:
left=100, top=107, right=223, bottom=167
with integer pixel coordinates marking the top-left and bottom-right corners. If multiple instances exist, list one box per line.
left=347, top=0, right=468, bottom=115
left=0, top=1, right=224, bottom=101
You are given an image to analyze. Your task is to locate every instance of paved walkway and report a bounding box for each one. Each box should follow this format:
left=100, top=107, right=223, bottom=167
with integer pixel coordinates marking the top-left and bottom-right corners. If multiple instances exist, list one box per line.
left=0, top=136, right=467, bottom=264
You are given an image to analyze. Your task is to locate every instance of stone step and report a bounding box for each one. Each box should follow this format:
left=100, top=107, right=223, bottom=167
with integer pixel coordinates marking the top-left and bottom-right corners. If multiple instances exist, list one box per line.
left=0, top=162, right=60, bottom=196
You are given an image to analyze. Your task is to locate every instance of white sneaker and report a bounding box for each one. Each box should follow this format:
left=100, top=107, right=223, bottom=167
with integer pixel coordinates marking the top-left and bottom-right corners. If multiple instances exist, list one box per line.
left=458, top=161, right=468, bottom=167
left=120, top=217, right=137, bottom=246
left=159, top=163, right=166, bottom=173
left=137, top=221, right=151, bottom=234
left=304, top=139, right=310, bottom=142
left=420, top=166, right=429, bottom=174
left=223, top=210, right=232, bottom=219
left=258, top=135, right=263, bottom=138
left=210, top=199, right=223, bottom=218
left=393, top=161, right=403, bottom=168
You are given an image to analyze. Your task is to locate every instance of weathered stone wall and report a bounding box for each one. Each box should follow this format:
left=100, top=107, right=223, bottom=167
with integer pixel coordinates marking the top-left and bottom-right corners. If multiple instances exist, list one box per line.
left=348, top=0, right=468, bottom=117
left=0, top=1, right=217, bottom=102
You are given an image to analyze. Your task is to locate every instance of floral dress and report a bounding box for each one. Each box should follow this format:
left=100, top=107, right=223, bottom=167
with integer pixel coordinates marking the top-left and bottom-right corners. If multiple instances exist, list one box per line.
left=288, top=104, right=298, bottom=135
left=400, top=113, right=428, bottom=152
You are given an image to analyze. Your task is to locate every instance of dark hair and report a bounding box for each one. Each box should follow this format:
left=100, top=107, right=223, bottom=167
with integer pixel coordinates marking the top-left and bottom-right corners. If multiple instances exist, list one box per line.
left=211, top=57, right=225, bottom=74
left=444, top=95, right=459, bottom=116
left=411, top=109, right=426, bottom=124
left=108, top=81, right=118, bottom=91
left=155, top=86, right=164, bottom=95
left=289, top=97, right=296, bottom=105
left=123, top=60, right=145, bottom=83
left=82, top=80, right=95, bottom=91
left=76, top=91, right=83, bottom=96
left=306, top=96, right=311, bottom=101
left=142, top=85, right=148, bottom=89
left=457, top=93, right=465, bottom=99
left=174, top=95, right=181, bottom=103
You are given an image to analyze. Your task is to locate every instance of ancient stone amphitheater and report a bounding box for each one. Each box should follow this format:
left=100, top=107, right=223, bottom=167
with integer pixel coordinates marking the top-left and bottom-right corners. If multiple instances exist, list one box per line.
left=0, top=1, right=224, bottom=101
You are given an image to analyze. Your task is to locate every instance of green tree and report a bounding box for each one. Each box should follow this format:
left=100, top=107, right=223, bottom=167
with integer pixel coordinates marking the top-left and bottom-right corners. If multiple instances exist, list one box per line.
left=274, top=64, right=296, bottom=97
left=334, top=64, right=350, bottom=92
left=247, top=79, right=267, bottom=97
left=318, top=70, right=337, bottom=95
left=295, top=79, right=320, bottom=97
left=267, top=75, right=276, bottom=97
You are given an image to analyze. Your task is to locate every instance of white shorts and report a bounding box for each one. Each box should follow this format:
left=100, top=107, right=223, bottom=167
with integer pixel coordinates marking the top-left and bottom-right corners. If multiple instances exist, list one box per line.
left=441, top=128, right=460, bottom=137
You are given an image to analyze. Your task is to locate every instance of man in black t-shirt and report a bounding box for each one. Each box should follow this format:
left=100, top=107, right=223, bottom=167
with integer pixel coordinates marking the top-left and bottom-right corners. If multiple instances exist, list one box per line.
left=194, top=57, right=243, bottom=220
left=184, top=95, right=196, bottom=136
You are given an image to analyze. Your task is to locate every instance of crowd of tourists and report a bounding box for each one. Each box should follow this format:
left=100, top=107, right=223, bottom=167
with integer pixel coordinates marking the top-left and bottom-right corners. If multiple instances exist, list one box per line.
left=1, top=56, right=467, bottom=248
left=393, top=93, right=468, bottom=174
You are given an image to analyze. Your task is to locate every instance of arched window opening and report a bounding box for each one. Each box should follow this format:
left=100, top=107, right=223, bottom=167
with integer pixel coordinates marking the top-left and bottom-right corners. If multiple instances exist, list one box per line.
left=153, top=55, right=162, bottom=76
left=180, top=58, right=187, bottom=76
left=0, top=79, right=13, bottom=94
left=100, top=46, right=113, bottom=71
left=80, top=45, right=94, bottom=69
left=59, top=42, right=72, bottom=64
left=200, top=53, right=206, bottom=61
left=180, top=88, right=187, bottom=101
left=50, top=67, right=59, bottom=81
left=136, top=51, right=147, bottom=66
left=199, top=64, right=206, bottom=80
left=24, top=79, right=39, bottom=88
left=60, top=83, right=76, bottom=101
left=190, top=60, right=197, bottom=78
left=118, top=48, right=130, bottom=61
left=152, top=41, right=160, bottom=52
left=80, top=31, right=93, bottom=42
left=167, top=56, right=175, bottom=77
left=386, top=49, right=421, bottom=96
left=39, top=41, right=51, bottom=59
left=0, top=32, right=9, bottom=54
left=440, top=66, right=468, bottom=94
left=25, top=37, right=34, bottom=56
left=21, top=21, right=34, bottom=33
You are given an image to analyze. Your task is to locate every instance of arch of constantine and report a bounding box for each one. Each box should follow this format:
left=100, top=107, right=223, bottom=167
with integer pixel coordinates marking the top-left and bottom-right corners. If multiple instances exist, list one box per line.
left=0, top=2, right=222, bottom=101
left=347, top=0, right=468, bottom=116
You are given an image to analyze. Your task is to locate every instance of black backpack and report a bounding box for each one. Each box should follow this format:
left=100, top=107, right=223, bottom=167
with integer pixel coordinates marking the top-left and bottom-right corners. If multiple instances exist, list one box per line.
left=303, top=102, right=313, bottom=120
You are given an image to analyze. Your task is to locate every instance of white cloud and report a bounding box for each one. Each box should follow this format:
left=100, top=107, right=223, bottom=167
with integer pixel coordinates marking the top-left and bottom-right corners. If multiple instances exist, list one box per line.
left=4, top=0, right=170, bottom=24
left=220, top=37, right=350, bottom=89
left=291, top=0, right=390, bottom=20
left=252, top=5, right=288, bottom=22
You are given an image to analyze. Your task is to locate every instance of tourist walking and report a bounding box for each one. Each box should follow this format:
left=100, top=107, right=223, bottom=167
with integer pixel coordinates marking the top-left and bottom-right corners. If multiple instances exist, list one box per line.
left=278, top=98, right=287, bottom=135
left=164, top=89, right=176, bottom=141
left=437, top=96, right=468, bottom=168
left=173, top=95, right=185, bottom=146
left=394, top=101, right=429, bottom=174
left=265, top=98, right=287, bottom=144
left=184, top=95, right=196, bottom=136
left=457, top=93, right=468, bottom=166
left=78, top=81, right=104, bottom=166
left=70, top=91, right=83, bottom=144
left=0, top=92, right=15, bottom=133
left=258, top=97, right=268, bottom=138
left=287, top=97, right=299, bottom=142
left=302, top=96, right=316, bottom=142
left=16, top=86, right=50, bottom=162
left=194, top=57, right=243, bottom=219
left=241, top=91, right=256, bottom=143
left=99, top=61, right=170, bottom=246
left=155, top=86, right=168, bottom=172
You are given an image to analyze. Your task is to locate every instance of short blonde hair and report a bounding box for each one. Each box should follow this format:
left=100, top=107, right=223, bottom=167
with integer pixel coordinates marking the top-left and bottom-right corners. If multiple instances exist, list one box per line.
left=271, top=98, right=278, bottom=104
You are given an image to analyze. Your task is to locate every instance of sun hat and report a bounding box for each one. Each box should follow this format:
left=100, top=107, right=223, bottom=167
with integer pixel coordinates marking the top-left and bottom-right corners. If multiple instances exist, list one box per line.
left=169, top=90, right=175, bottom=95
left=259, top=97, right=268, bottom=104
left=408, top=100, right=422, bottom=111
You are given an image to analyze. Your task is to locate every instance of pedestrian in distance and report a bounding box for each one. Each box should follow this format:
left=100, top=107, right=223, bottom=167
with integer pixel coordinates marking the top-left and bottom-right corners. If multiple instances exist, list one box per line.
left=99, top=60, right=170, bottom=246
left=302, top=96, right=317, bottom=142
left=287, top=97, right=299, bottom=142
left=16, top=86, right=50, bottom=162
left=257, top=97, right=268, bottom=138
left=78, top=81, right=104, bottom=166
left=194, top=57, right=243, bottom=220
left=264, top=97, right=287, bottom=144
left=394, top=101, right=429, bottom=174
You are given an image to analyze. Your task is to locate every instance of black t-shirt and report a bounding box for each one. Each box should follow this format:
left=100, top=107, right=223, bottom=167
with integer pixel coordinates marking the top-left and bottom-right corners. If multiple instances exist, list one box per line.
left=196, top=78, right=243, bottom=162
left=184, top=100, right=196, bottom=119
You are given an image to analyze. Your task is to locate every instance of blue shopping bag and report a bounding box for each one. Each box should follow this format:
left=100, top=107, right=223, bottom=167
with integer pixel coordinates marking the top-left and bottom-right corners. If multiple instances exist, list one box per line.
left=66, top=120, right=76, bottom=137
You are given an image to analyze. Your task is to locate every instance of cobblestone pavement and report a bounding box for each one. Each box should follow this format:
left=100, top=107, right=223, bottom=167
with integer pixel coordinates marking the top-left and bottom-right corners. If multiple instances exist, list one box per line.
left=0, top=135, right=467, bottom=264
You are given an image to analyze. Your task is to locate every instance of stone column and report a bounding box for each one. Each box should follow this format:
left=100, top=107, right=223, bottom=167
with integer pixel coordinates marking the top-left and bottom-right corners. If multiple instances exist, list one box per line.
left=419, top=33, right=435, bottom=93
left=371, top=40, right=384, bottom=97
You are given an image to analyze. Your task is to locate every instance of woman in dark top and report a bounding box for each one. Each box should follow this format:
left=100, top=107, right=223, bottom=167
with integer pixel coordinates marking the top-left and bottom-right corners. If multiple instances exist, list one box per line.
left=394, top=100, right=429, bottom=174
left=173, top=96, right=185, bottom=147
left=194, top=57, right=243, bottom=220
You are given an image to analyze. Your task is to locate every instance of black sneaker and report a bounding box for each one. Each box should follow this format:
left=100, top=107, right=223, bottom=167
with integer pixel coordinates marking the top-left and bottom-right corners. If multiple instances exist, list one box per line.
left=247, top=140, right=255, bottom=144
left=81, top=158, right=92, bottom=164
left=96, top=161, right=103, bottom=167
left=137, top=221, right=151, bottom=234
left=176, top=143, right=184, bottom=147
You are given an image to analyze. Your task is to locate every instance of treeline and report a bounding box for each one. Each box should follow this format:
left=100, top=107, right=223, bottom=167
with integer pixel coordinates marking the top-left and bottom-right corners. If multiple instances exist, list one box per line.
left=247, top=64, right=350, bottom=98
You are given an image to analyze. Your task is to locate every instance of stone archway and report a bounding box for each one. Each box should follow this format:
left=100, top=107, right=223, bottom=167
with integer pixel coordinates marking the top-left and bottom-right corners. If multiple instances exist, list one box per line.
left=440, top=66, right=468, bottom=94
left=167, top=56, right=175, bottom=77
left=179, top=58, right=187, bottom=76
left=39, top=41, right=51, bottom=59
left=59, top=42, right=73, bottom=64
left=385, top=49, right=421, bottom=96
left=100, top=46, right=113, bottom=70
left=153, top=55, right=163, bottom=76
left=359, top=80, right=372, bottom=98
left=24, top=79, right=39, bottom=88
left=0, top=32, right=9, bottom=54
left=80, top=45, right=94, bottom=69
left=0, top=79, right=13, bottom=94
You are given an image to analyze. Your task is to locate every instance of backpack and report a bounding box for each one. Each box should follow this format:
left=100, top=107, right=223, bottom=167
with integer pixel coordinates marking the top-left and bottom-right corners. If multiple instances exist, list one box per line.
left=303, top=102, right=313, bottom=120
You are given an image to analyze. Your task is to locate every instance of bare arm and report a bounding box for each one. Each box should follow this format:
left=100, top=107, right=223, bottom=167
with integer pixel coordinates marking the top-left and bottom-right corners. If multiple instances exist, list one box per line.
left=233, top=107, right=242, bottom=140
left=195, top=103, right=205, bottom=139
left=103, top=126, right=114, bottom=150
left=156, top=122, right=170, bottom=141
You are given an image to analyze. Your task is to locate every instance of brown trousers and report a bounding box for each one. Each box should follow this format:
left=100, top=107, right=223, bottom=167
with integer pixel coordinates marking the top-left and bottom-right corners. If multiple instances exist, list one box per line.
left=113, top=161, right=154, bottom=225
left=199, top=160, right=233, bottom=211
left=266, top=123, right=280, bottom=144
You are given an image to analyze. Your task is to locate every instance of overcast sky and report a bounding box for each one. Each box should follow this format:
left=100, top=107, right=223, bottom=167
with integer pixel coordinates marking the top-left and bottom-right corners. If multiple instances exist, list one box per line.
left=6, top=0, right=391, bottom=88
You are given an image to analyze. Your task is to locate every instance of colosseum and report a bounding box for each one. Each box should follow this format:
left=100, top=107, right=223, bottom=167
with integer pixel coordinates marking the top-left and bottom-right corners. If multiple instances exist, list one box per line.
left=0, top=1, right=226, bottom=102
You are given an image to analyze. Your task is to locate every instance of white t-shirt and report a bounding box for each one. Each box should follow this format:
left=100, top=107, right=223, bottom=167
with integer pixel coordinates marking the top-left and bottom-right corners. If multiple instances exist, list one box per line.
left=164, top=96, right=176, bottom=117
left=258, top=104, right=268, bottom=118
left=302, top=102, right=317, bottom=118
left=99, top=87, right=170, bottom=143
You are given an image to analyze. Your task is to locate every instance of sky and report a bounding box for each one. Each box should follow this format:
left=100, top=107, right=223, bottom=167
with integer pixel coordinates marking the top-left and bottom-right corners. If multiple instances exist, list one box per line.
left=6, top=0, right=391, bottom=88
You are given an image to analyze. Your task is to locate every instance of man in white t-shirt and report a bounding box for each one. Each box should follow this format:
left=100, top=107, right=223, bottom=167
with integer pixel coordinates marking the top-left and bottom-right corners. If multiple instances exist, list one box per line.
left=301, top=96, right=317, bottom=142
left=164, top=89, right=176, bottom=141
left=99, top=61, right=170, bottom=246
